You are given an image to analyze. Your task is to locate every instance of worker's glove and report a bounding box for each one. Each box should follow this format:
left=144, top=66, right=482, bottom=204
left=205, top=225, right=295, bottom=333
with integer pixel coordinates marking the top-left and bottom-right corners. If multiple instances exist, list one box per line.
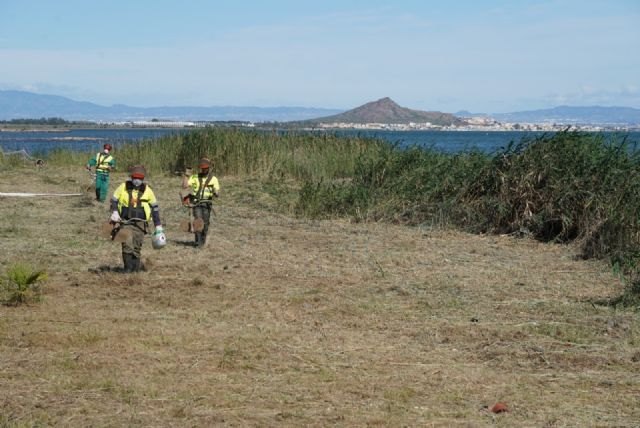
left=110, top=211, right=121, bottom=223
left=155, top=225, right=164, bottom=233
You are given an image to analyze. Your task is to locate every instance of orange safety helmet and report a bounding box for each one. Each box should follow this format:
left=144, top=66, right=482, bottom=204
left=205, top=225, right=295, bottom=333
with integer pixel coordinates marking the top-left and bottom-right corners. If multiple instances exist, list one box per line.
left=198, top=157, right=212, bottom=170
left=129, top=165, right=146, bottom=179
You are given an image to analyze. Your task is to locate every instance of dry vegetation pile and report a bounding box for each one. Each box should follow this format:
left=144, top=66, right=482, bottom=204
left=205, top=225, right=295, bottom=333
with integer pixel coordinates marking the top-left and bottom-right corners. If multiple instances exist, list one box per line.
left=1, top=166, right=639, bottom=426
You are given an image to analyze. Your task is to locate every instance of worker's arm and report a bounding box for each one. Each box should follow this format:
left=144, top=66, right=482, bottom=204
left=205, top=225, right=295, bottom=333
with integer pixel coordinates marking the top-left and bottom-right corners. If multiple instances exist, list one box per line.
left=181, top=169, right=192, bottom=189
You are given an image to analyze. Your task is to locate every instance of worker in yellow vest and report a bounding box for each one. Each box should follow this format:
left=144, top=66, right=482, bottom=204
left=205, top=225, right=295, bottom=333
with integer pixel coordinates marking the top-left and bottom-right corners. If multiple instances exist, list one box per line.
left=86, top=143, right=116, bottom=202
left=110, top=165, right=165, bottom=272
left=182, top=157, right=220, bottom=247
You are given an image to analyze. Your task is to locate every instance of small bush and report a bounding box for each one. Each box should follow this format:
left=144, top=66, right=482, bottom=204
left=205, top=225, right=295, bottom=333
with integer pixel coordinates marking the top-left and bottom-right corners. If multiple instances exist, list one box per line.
left=1, top=263, right=47, bottom=306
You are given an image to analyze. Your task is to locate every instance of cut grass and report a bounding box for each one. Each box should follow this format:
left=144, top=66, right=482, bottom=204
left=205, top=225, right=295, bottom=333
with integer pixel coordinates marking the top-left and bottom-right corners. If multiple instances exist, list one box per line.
left=0, top=165, right=638, bottom=426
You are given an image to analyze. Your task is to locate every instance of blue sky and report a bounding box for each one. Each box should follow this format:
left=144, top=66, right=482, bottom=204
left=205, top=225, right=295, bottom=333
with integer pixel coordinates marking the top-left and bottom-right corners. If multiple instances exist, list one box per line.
left=1, top=0, right=638, bottom=113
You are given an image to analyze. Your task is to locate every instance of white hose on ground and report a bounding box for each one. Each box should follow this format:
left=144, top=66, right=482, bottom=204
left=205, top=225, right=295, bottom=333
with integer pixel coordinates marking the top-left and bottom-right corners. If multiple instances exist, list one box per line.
left=0, top=192, right=83, bottom=197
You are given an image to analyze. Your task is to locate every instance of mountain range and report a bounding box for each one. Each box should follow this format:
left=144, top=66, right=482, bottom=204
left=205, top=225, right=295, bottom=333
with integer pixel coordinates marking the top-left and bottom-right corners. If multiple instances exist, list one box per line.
left=0, top=90, right=342, bottom=122
left=1, top=90, right=639, bottom=126
left=488, top=106, right=640, bottom=125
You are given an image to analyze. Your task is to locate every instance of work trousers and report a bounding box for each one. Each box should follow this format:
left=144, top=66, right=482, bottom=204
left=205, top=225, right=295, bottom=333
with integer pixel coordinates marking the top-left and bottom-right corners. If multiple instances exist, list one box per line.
left=95, top=172, right=110, bottom=202
left=120, top=223, right=145, bottom=272
left=193, top=203, right=213, bottom=247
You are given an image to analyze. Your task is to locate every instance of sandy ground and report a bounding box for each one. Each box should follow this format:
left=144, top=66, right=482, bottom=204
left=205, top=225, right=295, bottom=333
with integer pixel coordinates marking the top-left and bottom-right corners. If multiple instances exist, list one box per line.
left=0, top=166, right=639, bottom=426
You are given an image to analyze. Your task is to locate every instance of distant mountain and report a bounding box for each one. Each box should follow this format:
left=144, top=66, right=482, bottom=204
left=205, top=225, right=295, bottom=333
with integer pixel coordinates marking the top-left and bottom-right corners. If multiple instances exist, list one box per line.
left=491, top=106, right=640, bottom=126
left=305, top=97, right=465, bottom=126
left=3, top=90, right=638, bottom=126
left=0, top=90, right=343, bottom=122
left=455, top=110, right=490, bottom=118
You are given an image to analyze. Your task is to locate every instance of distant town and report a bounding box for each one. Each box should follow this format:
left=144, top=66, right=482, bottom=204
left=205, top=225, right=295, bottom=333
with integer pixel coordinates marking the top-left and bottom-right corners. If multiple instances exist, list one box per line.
left=300, top=118, right=635, bottom=132
left=84, top=118, right=637, bottom=132
left=2, top=118, right=637, bottom=133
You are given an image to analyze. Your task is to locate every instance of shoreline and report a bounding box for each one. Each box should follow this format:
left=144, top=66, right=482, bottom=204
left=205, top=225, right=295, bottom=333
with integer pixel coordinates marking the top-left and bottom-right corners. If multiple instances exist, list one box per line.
left=0, top=123, right=640, bottom=133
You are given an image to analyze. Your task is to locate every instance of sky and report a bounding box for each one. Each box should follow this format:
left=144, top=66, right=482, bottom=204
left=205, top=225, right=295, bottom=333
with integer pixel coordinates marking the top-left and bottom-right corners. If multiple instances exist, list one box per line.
left=0, top=0, right=639, bottom=113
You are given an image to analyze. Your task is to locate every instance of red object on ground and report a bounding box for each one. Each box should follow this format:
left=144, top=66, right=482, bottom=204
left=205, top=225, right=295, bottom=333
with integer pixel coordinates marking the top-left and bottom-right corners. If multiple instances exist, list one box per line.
left=491, top=402, right=508, bottom=413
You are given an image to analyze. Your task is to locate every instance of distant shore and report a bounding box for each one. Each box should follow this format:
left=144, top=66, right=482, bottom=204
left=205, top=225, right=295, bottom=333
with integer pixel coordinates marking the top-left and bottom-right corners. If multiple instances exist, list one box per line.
left=1, top=122, right=639, bottom=133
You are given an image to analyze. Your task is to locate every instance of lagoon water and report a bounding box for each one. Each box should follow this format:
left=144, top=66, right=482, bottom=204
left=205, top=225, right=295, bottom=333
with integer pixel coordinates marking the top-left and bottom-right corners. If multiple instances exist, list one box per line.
left=0, top=128, right=184, bottom=156
left=333, top=130, right=549, bottom=153
left=1, top=128, right=639, bottom=156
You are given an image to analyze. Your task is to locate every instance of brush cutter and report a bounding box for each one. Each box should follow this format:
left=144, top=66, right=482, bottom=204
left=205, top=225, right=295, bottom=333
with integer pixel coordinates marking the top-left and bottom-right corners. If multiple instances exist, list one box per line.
left=179, top=199, right=215, bottom=233
left=100, top=218, right=146, bottom=243
left=179, top=207, right=205, bottom=233
left=179, top=166, right=216, bottom=233
left=178, top=189, right=207, bottom=233
left=179, top=189, right=194, bottom=232
left=84, top=169, right=96, bottom=193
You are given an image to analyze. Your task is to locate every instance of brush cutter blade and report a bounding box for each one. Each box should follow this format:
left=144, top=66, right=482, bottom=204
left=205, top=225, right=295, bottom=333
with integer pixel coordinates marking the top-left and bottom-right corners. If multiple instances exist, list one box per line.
left=192, top=218, right=204, bottom=232
left=101, top=222, right=132, bottom=243
left=100, top=222, right=115, bottom=239
left=179, top=219, right=192, bottom=233
left=112, top=227, right=132, bottom=243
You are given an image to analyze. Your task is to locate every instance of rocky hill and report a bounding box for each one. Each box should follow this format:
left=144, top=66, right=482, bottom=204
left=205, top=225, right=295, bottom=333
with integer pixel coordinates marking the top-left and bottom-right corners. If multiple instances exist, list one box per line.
left=305, top=97, right=465, bottom=126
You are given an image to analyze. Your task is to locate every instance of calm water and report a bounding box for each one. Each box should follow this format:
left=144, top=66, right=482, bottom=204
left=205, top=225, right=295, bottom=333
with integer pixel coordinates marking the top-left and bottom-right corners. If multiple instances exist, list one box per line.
left=333, top=130, right=548, bottom=153
left=332, top=130, right=640, bottom=153
left=0, top=128, right=184, bottom=156
left=1, top=128, right=638, bottom=156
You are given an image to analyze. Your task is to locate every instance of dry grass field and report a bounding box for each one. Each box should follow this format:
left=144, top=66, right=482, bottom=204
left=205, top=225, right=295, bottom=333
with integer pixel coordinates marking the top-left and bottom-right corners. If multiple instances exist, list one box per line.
left=1, top=166, right=639, bottom=427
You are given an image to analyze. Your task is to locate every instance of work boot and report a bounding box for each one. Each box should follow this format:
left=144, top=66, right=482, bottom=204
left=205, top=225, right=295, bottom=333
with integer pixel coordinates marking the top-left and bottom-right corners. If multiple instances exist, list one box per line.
left=123, top=253, right=135, bottom=273
left=131, top=256, right=142, bottom=272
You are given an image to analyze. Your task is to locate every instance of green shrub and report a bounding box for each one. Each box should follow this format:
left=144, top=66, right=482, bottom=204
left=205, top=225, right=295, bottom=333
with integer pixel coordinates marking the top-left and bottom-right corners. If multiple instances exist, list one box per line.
left=2, top=263, right=47, bottom=306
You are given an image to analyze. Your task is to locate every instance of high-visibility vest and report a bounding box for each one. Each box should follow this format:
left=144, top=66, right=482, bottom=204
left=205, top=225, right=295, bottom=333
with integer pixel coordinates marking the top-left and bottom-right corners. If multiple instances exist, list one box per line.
left=95, top=153, right=114, bottom=173
left=187, top=174, right=220, bottom=201
left=113, top=181, right=157, bottom=221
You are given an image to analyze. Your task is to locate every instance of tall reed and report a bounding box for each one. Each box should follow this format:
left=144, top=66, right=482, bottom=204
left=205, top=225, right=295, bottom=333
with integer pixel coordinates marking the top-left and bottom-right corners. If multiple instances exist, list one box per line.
left=112, top=128, right=384, bottom=181
left=468, top=132, right=640, bottom=264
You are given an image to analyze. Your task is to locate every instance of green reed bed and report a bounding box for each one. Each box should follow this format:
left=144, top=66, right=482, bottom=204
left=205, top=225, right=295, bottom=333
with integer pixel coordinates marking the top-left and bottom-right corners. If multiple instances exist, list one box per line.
left=109, top=128, right=384, bottom=182
left=296, top=142, right=492, bottom=224
left=42, top=149, right=89, bottom=167
left=465, top=132, right=640, bottom=247
left=299, top=132, right=640, bottom=249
